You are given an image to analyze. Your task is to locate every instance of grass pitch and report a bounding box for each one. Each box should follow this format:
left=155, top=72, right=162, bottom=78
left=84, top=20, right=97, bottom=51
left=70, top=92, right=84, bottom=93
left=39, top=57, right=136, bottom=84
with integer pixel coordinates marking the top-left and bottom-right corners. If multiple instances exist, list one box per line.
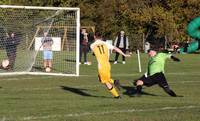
left=0, top=53, right=200, bottom=121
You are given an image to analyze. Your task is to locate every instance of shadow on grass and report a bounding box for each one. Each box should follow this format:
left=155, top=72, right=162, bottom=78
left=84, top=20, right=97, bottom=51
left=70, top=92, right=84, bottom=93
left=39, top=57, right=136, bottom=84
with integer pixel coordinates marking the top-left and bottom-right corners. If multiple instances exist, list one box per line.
left=32, top=66, right=61, bottom=73
left=109, top=60, right=114, bottom=63
left=32, top=66, right=43, bottom=71
left=64, top=59, right=76, bottom=63
left=190, top=51, right=200, bottom=54
left=121, top=85, right=158, bottom=97
left=32, top=64, right=76, bottom=74
left=60, top=86, right=112, bottom=99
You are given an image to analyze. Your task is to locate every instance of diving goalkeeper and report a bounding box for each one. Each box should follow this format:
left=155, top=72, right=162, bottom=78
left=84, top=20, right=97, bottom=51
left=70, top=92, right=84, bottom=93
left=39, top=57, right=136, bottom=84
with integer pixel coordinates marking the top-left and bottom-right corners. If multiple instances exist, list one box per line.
left=133, top=49, right=181, bottom=97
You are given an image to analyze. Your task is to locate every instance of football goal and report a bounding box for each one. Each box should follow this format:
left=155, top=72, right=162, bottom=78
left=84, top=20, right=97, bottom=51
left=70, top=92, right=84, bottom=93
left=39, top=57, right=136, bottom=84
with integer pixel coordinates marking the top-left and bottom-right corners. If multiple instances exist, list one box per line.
left=0, top=5, right=80, bottom=76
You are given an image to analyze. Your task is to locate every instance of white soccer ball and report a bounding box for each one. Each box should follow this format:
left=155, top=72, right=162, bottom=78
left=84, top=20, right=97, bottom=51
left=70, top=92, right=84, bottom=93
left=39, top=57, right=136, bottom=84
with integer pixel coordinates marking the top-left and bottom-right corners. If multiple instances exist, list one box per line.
left=45, top=67, right=51, bottom=72
left=2, top=59, right=9, bottom=68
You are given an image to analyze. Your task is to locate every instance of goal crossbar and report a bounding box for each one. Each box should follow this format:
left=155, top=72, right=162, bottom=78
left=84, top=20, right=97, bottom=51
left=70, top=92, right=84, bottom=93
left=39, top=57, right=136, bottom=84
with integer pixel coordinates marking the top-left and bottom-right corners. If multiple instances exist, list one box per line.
left=0, top=5, right=80, bottom=11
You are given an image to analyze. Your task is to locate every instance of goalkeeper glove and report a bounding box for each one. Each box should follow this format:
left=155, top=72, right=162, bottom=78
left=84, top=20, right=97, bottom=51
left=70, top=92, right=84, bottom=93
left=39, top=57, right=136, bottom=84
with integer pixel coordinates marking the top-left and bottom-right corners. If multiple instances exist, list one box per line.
left=171, top=56, right=180, bottom=62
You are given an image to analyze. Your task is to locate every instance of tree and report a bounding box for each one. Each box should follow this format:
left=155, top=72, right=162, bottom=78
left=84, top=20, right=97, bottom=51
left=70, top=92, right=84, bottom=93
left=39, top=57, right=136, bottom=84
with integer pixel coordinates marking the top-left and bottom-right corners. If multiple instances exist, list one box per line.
left=1, top=0, right=200, bottom=49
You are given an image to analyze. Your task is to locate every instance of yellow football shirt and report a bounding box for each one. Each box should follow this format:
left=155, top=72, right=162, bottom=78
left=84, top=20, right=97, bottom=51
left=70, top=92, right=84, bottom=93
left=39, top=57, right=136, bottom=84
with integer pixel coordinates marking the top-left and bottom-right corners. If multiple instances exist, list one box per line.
left=90, top=39, right=114, bottom=69
left=90, top=39, right=114, bottom=83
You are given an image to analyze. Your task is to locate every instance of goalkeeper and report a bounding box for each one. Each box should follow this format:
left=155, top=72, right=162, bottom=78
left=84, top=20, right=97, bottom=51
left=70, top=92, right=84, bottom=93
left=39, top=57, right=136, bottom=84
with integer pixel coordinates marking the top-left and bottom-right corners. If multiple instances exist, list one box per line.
left=133, top=49, right=181, bottom=97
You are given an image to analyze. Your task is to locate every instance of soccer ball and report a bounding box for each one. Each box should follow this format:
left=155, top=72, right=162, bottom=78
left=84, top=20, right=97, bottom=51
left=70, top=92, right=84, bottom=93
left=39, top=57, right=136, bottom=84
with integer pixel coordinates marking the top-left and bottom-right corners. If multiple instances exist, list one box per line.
left=2, top=59, right=9, bottom=68
left=45, top=67, right=51, bottom=72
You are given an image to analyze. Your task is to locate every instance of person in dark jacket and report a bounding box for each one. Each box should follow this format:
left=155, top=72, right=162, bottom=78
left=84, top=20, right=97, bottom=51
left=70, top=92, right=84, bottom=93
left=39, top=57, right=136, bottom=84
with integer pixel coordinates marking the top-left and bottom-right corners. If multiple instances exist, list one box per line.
left=114, top=31, right=129, bottom=64
left=5, top=32, right=20, bottom=70
left=79, top=28, right=89, bottom=65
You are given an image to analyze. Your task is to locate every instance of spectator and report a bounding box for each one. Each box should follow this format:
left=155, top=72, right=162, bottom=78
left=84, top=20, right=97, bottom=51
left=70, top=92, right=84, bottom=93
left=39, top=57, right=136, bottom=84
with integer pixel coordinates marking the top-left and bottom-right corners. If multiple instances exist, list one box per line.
left=183, top=40, right=190, bottom=53
left=114, top=31, right=129, bottom=64
left=41, top=32, right=53, bottom=71
left=171, top=43, right=179, bottom=52
left=5, top=32, right=20, bottom=70
left=144, top=41, right=150, bottom=53
left=80, top=28, right=89, bottom=65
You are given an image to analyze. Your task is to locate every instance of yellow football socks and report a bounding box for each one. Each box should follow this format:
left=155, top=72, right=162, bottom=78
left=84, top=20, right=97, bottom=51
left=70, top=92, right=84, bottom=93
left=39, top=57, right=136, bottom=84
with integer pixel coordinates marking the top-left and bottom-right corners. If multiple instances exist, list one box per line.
left=109, top=79, right=114, bottom=84
left=109, top=87, right=119, bottom=97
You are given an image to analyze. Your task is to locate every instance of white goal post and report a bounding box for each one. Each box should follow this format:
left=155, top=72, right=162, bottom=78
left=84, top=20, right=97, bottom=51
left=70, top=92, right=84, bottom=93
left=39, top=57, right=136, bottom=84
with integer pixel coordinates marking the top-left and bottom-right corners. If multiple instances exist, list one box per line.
left=0, top=5, right=80, bottom=76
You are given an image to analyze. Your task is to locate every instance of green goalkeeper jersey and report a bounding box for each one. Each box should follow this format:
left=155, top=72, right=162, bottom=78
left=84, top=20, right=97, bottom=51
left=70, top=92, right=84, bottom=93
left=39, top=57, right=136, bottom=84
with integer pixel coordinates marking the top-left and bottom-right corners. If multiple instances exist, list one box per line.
left=147, top=53, right=171, bottom=76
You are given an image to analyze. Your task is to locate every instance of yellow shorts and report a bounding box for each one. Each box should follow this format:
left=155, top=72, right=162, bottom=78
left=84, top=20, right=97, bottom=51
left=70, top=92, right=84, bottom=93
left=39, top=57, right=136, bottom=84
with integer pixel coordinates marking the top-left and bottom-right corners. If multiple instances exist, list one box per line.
left=98, top=65, right=112, bottom=84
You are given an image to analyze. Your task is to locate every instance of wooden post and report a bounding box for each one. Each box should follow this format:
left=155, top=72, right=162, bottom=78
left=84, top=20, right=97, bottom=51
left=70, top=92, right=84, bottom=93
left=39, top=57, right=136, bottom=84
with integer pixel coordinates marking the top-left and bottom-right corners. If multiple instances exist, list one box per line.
left=91, top=27, right=95, bottom=33
left=62, top=27, right=67, bottom=51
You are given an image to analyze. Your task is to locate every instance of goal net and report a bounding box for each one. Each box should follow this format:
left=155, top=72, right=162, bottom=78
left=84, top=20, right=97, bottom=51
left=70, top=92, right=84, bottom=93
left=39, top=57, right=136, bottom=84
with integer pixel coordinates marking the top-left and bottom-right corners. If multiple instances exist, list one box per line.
left=0, top=5, right=80, bottom=76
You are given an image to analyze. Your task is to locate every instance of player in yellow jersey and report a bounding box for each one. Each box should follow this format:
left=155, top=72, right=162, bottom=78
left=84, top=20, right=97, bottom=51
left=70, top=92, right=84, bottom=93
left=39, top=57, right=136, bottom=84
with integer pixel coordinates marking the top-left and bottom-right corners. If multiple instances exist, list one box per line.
left=90, top=32, right=131, bottom=98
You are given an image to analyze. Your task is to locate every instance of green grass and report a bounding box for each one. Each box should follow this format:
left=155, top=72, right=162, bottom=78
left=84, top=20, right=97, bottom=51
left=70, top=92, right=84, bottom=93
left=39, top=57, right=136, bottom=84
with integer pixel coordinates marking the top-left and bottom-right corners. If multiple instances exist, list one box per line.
left=0, top=53, right=200, bottom=121
left=0, top=50, right=77, bottom=73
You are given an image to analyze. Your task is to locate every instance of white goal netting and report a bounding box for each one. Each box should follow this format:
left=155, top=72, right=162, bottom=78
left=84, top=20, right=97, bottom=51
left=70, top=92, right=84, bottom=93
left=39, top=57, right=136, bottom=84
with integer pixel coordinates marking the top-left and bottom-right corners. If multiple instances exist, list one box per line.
left=0, top=5, right=80, bottom=76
